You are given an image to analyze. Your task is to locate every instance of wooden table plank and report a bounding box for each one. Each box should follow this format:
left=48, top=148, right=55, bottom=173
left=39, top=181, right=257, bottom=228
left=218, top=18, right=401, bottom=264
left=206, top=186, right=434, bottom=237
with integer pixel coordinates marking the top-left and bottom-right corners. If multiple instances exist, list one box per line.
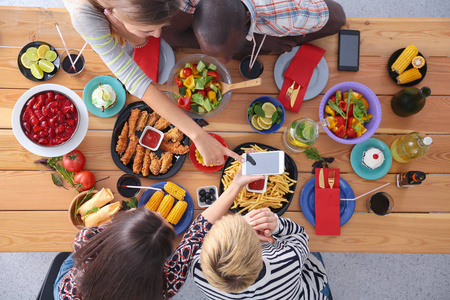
left=1, top=171, right=449, bottom=213
left=2, top=210, right=449, bottom=253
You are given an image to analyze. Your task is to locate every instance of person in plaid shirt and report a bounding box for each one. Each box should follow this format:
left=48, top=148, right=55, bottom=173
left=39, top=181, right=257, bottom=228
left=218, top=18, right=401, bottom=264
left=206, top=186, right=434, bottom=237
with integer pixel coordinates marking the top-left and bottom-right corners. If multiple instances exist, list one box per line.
left=163, top=0, right=345, bottom=62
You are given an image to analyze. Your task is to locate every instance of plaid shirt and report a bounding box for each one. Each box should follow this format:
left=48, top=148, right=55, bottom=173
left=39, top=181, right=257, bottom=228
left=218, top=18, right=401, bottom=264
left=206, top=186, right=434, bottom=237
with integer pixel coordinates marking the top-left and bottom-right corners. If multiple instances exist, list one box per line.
left=178, top=0, right=329, bottom=40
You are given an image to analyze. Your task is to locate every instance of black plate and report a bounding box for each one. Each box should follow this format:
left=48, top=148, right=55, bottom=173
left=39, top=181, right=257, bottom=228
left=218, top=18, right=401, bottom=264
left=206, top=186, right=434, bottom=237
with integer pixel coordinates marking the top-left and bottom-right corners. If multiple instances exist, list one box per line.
left=17, top=41, right=60, bottom=82
left=110, top=101, right=189, bottom=179
left=219, top=142, right=298, bottom=216
left=387, top=48, right=427, bottom=87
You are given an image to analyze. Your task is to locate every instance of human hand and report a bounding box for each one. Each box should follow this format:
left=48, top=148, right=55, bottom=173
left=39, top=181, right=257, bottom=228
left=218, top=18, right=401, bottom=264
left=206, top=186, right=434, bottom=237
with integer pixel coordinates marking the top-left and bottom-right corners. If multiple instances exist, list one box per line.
left=194, top=132, right=243, bottom=166
left=232, top=168, right=265, bottom=189
left=103, top=9, right=147, bottom=46
left=259, top=35, right=297, bottom=54
left=244, top=208, right=278, bottom=243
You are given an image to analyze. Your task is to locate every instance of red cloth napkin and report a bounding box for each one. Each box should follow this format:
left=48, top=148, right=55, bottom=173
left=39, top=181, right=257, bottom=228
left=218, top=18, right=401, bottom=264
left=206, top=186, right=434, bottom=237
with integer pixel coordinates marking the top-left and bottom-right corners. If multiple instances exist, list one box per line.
left=278, top=43, right=325, bottom=112
left=133, top=36, right=160, bottom=82
left=314, top=168, right=340, bottom=235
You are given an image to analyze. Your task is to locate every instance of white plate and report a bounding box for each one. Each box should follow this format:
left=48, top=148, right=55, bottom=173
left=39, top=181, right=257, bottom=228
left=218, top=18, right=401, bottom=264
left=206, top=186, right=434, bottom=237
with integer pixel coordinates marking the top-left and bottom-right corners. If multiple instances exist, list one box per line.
left=274, top=46, right=329, bottom=100
left=158, top=38, right=175, bottom=84
left=11, top=84, right=89, bottom=157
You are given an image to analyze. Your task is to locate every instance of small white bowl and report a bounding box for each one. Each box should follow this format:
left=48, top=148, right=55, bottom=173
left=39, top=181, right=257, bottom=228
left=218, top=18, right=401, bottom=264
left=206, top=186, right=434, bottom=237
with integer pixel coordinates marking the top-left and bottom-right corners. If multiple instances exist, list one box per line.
left=246, top=175, right=268, bottom=193
left=197, top=185, right=219, bottom=208
left=139, top=126, right=164, bottom=151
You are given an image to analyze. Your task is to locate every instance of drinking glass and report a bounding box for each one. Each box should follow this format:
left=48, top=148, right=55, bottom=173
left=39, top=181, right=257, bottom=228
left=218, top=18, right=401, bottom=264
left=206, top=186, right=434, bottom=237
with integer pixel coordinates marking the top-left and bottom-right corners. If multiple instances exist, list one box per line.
left=366, top=192, right=394, bottom=216
left=117, top=174, right=141, bottom=198
left=283, top=118, right=319, bottom=152
left=239, top=55, right=264, bottom=79
left=61, top=49, right=85, bottom=75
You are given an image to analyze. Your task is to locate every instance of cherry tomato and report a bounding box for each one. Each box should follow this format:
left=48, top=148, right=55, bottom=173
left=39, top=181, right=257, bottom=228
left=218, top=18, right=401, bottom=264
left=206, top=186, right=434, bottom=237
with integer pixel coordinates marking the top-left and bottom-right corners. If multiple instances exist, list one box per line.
left=335, top=125, right=345, bottom=138
left=197, top=90, right=206, bottom=97
left=62, top=150, right=86, bottom=172
left=338, top=101, right=347, bottom=111
left=73, top=170, right=96, bottom=192
left=174, top=76, right=183, bottom=87
left=206, top=70, right=219, bottom=82
left=335, top=116, right=345, bottom=127
left=182, top=68, right=193, bottom=77
left=329, top=95, right=337, bottom=104
left=346, top=127, right=356, bottom=138
left=348, top=103, right=354, bottom=117
left=177, top=96, right=192, bottom=111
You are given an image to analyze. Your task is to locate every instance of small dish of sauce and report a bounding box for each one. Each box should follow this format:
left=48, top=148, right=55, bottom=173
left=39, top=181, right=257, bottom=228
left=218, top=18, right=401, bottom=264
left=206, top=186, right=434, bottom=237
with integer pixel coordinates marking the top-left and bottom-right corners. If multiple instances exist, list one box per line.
left=139, top=126, right=164, bottom=151
left=246, top=175, right=268, bottom=193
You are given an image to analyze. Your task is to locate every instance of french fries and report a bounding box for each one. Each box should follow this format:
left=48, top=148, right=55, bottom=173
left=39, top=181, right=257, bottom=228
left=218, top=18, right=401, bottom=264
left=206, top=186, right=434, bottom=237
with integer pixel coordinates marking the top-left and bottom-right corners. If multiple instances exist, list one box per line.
left=221, top=145, right=297, bottom=214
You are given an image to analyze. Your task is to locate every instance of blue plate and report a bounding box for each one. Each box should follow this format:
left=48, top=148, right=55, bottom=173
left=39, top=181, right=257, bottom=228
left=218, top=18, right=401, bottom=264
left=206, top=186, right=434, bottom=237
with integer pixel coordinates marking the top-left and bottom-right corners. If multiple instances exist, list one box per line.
left=83, top=75, right=126, bottom=118
left=138, top=181, right=194, bottom=235
left=300, top=177, right=355, bottom=226
left=350, top=138, right=392, bottom=180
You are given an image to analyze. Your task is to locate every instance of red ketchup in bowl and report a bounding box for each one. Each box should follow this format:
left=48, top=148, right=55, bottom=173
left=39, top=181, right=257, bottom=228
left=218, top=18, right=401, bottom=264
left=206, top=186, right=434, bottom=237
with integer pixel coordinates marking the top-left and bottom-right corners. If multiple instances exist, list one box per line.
left=21, top=91, right=78, bottom=146
left=141, top=129, right=162, bottom=149
left=248, top=178, right=265, bottom=191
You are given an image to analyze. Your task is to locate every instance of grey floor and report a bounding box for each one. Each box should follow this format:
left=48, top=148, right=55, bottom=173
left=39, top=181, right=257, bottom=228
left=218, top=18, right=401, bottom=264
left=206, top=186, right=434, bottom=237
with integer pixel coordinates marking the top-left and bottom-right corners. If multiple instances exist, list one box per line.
left=1, top=0, right=450, bottom=299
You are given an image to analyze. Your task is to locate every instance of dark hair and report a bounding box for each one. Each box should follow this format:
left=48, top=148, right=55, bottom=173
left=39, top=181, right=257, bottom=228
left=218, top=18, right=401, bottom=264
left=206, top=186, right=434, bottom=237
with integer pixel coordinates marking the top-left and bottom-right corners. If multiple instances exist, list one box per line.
left=192, top=0, right=247, bottom=46
left=74, top=207, right=175, bottom=300
left=88, top=0, right=179, bottom=25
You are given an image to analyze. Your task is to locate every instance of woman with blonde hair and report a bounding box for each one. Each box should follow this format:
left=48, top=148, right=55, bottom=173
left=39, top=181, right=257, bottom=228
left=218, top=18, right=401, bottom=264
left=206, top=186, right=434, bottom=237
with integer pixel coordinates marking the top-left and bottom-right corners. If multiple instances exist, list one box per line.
left=191, top=208, right=331, bottom=299
left=63, top=0, right=242, bottom=166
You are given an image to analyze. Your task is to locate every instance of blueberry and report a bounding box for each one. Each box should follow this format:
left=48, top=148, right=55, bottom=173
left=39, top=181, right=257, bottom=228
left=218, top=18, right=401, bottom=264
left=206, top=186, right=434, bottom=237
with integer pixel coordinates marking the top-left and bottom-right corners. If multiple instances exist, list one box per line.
left=199, top=189, right=206, bottom=196
left=209, top=188, right=215, bottom=194
left=200, top=196, right=206, bottom=202
left=205, top=199, right=212, bottom=205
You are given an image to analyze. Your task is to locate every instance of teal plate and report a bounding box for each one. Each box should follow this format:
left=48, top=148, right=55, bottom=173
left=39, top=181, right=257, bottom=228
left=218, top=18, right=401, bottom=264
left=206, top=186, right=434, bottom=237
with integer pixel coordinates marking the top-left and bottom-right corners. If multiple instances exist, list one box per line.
left=83, top=75, right=126, bottom=118
left=350, top=138, right=392, bottom=180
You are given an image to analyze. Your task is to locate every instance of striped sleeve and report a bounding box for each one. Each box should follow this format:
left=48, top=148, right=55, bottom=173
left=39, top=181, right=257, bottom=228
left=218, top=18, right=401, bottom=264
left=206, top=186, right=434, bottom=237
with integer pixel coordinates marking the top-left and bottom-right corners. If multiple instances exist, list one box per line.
left=177, top=0, right=200, bottom=14
left=64, top=0, right=152, bottom=99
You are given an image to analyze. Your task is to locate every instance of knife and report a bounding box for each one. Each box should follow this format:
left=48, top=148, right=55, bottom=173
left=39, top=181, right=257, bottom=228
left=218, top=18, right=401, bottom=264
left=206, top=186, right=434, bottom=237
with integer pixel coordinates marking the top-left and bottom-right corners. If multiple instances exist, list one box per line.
left=290, top=84, right=301, bottom=107
left=318, top=168, right=325, bottom=188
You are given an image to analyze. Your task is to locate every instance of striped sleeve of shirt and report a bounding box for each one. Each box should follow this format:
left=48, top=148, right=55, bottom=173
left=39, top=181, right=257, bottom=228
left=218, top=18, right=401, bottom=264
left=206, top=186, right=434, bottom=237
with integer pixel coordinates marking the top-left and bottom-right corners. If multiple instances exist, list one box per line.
left=64, top=0, right=152, bottom=99
left=178, top=0, right=199, bottom=14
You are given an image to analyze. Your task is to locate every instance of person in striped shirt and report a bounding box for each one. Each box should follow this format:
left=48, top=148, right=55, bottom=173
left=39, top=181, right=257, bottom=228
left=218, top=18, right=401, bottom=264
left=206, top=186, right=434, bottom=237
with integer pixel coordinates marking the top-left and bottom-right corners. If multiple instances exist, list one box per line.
left=163, top=0, right=345, bottom=62
left=64, top=0, right=242, bottom=166
left=191, top=208, right=330, bottom=299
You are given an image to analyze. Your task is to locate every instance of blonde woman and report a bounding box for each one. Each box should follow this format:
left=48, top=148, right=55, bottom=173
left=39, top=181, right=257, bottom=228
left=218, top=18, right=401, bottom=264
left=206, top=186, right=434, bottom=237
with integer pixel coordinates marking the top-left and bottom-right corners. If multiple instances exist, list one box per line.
left=63, top=0, right=241, bottom=166
left=191, top=208, right=331, bottom=299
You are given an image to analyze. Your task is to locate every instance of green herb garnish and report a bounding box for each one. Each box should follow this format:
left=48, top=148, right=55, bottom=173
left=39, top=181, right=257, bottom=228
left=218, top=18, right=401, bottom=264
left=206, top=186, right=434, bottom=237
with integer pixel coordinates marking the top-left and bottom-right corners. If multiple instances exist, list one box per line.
left=51, top=173, right=68, bottom=190
left=124, top=197, right=139, bottom=209
left=74, top=187, right=95, bottom=222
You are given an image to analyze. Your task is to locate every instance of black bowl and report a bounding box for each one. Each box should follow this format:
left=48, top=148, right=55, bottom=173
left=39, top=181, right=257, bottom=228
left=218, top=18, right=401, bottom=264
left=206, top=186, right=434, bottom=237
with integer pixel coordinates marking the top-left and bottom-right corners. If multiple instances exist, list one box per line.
left=387, top=48, right=427, bottom=87
left=110, top=101, right=189, bottom=179
left=219, top=142, right=298, bottom=216
left=17, top=41, right=60, bottom=82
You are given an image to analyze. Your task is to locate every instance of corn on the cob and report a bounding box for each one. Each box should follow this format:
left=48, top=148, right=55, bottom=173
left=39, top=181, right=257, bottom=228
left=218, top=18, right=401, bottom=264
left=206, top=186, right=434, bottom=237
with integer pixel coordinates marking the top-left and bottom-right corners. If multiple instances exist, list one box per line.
left=164, top=182, right=186, bottom=201
left=391, top=45, right=418, bottom=74
left=145, top=190, right=165, bottom=211
left=166, top=200, right=188, bottom=225
left=157, top=195, right=174, bottom=218
left=397, top=68, right=422, bottom=84
left=411, top=56, right=425, bottom=69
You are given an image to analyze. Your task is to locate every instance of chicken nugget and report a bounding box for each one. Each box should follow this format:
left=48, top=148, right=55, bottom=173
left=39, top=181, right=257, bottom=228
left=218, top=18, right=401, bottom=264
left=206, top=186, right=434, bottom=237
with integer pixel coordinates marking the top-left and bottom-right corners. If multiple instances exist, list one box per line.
left=159, top=152, right=173, bottom=174
left=154, top=117, right=170, bottom=131
left=142, top=148, right=151, bottom=177
left=132, top=145, right=145, bottom=174
left=121, top=135, right=139, bottom=165
left=163, top=127, right=184, bottom=143
left=136, top=110, right=148, bottom=131
left=116, top=122, right=129, bottom=155
left=146, top=112, right=160, bottom=127
left=128, top=108, right=140, bottom=137
left=149, top=152, right=161, bottom=176
left=160, top=140, right=190, bottom=155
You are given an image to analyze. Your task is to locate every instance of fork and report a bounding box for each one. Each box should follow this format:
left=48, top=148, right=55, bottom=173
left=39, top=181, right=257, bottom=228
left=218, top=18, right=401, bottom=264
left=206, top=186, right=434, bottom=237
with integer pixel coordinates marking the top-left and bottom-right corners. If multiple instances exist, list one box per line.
left=328, top=170, right=335, bottom=189
left=285, top=82, right=296, bottom=100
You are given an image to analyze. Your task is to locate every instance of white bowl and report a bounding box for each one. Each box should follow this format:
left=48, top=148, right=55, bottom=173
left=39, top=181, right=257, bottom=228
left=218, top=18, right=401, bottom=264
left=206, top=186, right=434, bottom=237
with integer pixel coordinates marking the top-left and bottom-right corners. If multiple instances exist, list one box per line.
left=197, top=185, right=219, bottom=208
left=246, top=175, right=268, bottom=193
left=139, top=126, right=164, bottom=151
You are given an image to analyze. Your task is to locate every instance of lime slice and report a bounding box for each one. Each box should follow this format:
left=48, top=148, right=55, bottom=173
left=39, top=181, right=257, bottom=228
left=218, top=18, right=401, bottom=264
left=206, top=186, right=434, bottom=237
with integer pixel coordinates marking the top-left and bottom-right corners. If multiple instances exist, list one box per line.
left=38, top=60, right=55, bottom=73
left=257, top=117, right=272, bottom=130
left=30, top=63, right=44, bottom=79
left=102, top=91, right=111, bottom=101
left=44, top=50, right=57, bottom=62
left=251, top=115, right=263, bottom=131
left=37, top=44, right=50, bottom=59
left=25, top=47, right=39, bottom=62
left=261, top=102, right=277, bottom=118
left=20, top=53, right=34, bottom=69
left=302, top=124, right=314, bottom=140
left=258, top=116, right=273, bottom=126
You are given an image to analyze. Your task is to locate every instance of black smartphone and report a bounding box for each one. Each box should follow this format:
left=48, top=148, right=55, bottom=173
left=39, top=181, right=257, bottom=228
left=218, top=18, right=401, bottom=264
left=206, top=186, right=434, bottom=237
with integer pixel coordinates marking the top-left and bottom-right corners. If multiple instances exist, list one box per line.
left=338, top=30, right=360, bottom=71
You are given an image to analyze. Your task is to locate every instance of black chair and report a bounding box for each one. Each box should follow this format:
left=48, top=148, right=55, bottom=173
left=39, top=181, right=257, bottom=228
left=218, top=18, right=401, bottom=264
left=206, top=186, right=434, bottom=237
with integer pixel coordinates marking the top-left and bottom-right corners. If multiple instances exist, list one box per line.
left=37, top=252, right=71, bottom=300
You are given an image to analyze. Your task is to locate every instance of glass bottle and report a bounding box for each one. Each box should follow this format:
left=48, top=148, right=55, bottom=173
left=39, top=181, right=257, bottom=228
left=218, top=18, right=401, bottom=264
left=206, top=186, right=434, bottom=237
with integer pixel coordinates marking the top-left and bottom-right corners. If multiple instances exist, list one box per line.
left=390, top=132, right=433, bottom=163
left=391, top=86, right=431, bottom=117
left=283, top=118, right=319, bottom=152
left=396, top=171, right=426, bottom=188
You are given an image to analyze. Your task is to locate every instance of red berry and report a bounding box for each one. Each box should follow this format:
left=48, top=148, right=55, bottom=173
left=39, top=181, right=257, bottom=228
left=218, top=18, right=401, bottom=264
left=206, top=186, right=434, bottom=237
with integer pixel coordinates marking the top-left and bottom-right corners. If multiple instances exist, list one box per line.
left=373, top=154, right=379, bottom=159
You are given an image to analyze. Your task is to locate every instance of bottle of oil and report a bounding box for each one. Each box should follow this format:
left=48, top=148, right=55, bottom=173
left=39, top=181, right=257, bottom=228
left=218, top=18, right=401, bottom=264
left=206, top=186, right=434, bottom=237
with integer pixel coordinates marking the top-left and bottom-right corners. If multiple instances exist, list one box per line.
left=390, top=132, right=433, bottom=163
left=396, top=171, right=426, bottom=188
left=391, top=87, right=431, bottom=117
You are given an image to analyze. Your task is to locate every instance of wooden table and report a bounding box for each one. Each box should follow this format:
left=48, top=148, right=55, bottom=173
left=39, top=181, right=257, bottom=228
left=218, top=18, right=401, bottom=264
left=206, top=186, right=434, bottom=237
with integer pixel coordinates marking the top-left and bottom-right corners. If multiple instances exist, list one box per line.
left=1, top=7, right=449, bottom=254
